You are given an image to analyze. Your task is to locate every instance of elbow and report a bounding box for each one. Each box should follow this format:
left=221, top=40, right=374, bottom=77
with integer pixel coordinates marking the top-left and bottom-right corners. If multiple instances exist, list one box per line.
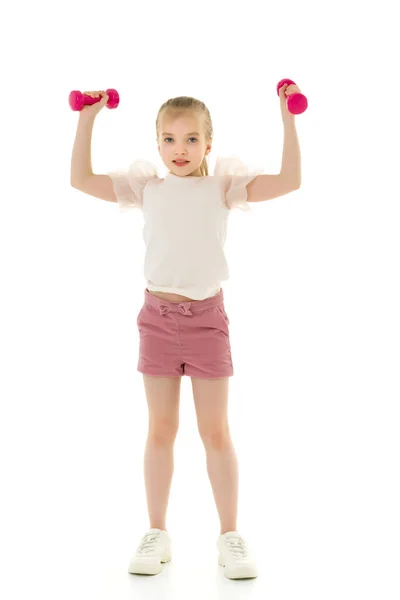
left=70, top=179, right=83, bottom=189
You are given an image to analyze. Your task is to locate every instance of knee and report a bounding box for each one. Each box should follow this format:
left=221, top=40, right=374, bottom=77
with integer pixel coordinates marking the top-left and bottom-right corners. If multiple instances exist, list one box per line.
left=148, top=419, right=179, bottom=445
left=200, top=427, right=231, bottom=450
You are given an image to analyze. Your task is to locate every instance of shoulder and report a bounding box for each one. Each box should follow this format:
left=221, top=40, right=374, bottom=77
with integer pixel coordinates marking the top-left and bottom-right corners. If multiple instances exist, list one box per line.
left=213, top=155, right=263, bottom=178
left=127, top=159, right=160, bottom=180
left=212, top=156, right=264, bottom=211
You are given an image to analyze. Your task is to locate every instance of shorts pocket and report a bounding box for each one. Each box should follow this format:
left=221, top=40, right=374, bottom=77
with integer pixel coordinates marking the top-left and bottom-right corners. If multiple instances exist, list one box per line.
left=217, top=305, right=230, bottom=326
left=137, top=305, right=146, bottom=327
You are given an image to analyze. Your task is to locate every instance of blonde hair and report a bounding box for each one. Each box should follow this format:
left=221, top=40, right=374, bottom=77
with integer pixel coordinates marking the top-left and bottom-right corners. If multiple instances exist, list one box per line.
left=156, top=96, right=213, bottom=177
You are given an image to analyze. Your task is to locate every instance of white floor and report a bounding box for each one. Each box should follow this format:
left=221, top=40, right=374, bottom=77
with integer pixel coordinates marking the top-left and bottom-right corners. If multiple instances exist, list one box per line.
left=104, top=544, right=260, bottom=600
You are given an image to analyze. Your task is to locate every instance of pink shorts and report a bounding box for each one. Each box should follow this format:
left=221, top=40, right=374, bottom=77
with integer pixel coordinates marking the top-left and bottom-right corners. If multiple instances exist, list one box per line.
left=136, top=287, right=234, bottom=378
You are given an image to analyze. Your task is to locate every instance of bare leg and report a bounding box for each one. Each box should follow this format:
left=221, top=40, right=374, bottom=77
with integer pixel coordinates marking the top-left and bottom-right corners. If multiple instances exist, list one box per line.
left=204, top=435, right=239, bottom=535
left=144, top=436, right=175, bottom=532
left=141, top=374, right=181, bottom=533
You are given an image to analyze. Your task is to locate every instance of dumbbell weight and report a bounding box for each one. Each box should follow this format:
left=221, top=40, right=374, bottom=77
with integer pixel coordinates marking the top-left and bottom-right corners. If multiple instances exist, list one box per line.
left=277, top=79, right=308, bottom=115
left=68, top=88, right=120, bottom=111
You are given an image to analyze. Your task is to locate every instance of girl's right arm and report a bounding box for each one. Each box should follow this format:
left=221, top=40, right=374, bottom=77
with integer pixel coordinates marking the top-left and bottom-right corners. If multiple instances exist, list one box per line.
left=70, top=109, right=117, bottom=203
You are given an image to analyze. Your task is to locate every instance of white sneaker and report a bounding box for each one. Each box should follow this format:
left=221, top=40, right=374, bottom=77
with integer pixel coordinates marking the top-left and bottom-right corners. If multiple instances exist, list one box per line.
left=217, top=531, right=258, bottom=579
left=128, top=528, right=172, bottom=575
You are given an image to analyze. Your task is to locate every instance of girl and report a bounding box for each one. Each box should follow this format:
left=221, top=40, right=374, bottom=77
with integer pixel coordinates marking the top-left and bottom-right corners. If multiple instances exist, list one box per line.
left=70, top=85, right=301, bottom=579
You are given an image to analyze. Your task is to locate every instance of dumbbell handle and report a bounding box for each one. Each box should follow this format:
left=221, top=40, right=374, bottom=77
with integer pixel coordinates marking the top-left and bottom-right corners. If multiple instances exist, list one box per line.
left=68, top=88, right=119, bottom=111
left=277, top=79, right=308, bottom=115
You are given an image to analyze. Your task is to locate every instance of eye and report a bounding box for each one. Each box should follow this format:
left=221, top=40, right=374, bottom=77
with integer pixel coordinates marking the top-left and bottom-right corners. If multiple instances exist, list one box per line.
left=164, top=137, right=198, bottom=143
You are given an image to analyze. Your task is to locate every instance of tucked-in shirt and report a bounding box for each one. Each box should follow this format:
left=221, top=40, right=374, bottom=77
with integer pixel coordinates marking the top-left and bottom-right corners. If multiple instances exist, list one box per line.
left=108, top=156, right=263, bottom=300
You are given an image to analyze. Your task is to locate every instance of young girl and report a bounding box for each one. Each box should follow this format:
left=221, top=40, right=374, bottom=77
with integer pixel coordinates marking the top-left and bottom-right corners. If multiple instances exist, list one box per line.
left=70, top=86, right=301, bottom=580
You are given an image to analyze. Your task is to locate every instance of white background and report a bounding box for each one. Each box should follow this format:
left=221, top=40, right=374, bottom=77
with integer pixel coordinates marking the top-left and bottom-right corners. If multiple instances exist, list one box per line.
left=1, top=0, right=399, bottom=598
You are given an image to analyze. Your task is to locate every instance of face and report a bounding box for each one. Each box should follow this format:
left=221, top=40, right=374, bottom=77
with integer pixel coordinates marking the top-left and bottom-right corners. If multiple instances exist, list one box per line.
left=157, top=114, right=212, bottom=177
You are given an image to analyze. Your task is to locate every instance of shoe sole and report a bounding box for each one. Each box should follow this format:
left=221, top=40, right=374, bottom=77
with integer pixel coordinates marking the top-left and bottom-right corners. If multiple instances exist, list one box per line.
left=129, top=550, right=171, bottom=575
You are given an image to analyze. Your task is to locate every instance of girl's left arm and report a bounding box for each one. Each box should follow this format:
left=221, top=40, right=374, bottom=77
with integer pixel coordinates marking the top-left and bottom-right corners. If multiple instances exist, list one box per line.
left=280, top=118, right=301, bottom=186
left=279, top=83, right=301, bottom=185
left=246, top=118, right=301, bottom=203
left=245, top=83, right=302, bottom=204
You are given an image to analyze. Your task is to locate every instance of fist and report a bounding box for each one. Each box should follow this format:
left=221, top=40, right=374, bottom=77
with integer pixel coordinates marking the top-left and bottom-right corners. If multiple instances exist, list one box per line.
left=284, top=84, right=301, bottom=96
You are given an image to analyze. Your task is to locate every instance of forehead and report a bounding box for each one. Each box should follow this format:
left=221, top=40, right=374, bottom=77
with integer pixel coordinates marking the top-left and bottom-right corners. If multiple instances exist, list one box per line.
left=161, top=113, right=202, bottom=134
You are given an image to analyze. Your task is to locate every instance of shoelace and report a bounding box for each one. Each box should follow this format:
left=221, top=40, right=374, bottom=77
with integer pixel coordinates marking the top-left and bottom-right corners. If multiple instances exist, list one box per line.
left=224, top=535, right=249, bottom=558
left=137, top=532, right=161, bottom=555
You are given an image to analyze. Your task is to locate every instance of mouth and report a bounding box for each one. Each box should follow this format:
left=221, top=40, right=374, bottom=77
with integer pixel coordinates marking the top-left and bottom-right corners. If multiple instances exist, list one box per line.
left=173, top=160, right=190, bottom=166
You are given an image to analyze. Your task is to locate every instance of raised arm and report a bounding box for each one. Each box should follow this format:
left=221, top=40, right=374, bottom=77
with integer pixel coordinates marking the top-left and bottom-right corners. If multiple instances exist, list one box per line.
left=70, top=111, right=116, bottom=203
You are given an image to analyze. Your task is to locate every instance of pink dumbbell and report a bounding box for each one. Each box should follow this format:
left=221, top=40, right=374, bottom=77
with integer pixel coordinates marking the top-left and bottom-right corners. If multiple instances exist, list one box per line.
left=68, top=88, right=120, bottom=111
left=277, top=79, right=308, bottom=115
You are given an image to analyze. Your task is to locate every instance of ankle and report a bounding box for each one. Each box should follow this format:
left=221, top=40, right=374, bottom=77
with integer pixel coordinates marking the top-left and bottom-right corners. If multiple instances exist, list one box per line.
left=150, top=525, right=167, bottom=532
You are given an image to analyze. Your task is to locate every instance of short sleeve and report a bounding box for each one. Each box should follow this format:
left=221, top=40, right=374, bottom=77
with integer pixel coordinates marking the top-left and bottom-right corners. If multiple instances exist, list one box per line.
left=108, top=159, right=159, bottom=213
left=214, top=156, right=264, bottom=211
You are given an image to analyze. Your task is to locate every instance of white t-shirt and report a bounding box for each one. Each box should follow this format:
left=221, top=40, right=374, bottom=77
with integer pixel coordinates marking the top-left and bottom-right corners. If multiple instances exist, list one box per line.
left=108, top=157, right=263, bottom=300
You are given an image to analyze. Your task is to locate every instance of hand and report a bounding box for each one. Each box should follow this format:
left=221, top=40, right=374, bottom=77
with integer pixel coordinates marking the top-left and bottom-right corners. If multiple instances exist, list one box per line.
left=80, top=90, right=109, bottom=117
left=280, top=83, right=301, bottom=123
